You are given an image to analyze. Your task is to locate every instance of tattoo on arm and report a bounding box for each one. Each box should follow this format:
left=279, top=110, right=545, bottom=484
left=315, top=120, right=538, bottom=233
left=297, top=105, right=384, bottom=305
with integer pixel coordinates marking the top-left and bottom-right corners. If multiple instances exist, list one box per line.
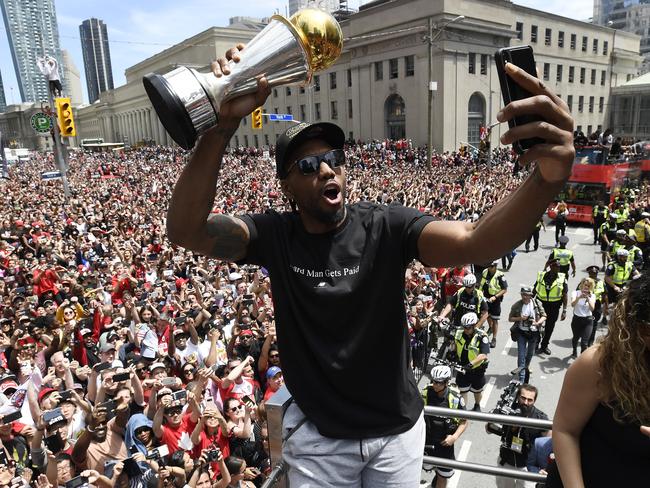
left=206, top=215, right=248, bottom=261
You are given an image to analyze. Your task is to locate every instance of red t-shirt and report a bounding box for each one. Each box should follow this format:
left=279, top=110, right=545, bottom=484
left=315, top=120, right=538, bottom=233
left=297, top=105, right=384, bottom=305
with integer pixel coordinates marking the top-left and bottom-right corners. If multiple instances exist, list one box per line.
left=218, top=377, right=259, bottom=403
left=191, top=427, right=230, bottom=468
left=33, top=269, right=59, bottom=296
left=160, top=412, right=196, bottom=452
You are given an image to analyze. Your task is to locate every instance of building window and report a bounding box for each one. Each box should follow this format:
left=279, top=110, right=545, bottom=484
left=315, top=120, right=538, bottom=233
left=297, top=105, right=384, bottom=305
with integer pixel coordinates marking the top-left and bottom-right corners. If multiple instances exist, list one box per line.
left=300, top=86, right=305, bottom=94
left=286, top=87, right=292, bottom=96
left=300, top=104, right=306, bottom=120
left=543, top=63, right=550, bottom=81
left=582, top=36, right=588, bottom=52
left=570, top=33, right=576, bottom=49
left=580, top=67, right=585, bottom=84
left=315, top=102, right=321, bottom=120
left=627, top=73, right=633, bottom=82
left=273, top=107, right=278, bottom=114
left=578, top=95, right=584, bottom=113
left=516, top=22, right=523, bottom=40
left=557, top=64, right=563, bottom=82
left=599, top=96, right=604, bottom=113
left=254, top=135, right=259, bottom=147
left=347, top=68, right=352, bottom=87
left=389, top=58, right=398, bottom=79
left=468, top=92, right=486, bottom=146
left=264, top=134, right=269, bottom=146
left=405, top=55, right=414, bottom=76
left=589, top=96, right=594, bottom=113
left=545, top=28, right=552, bottom=46
left=286, top=106, right=292, bottom=115
left=375, top=61, right=383, bottom=81
left=244, top=135, right=249, bottom=146
left=587, top=124, right=592, bottom=135
left=234, top=135, right=239, bottom=146
left=576, top=125, right=582, bottom=134
left=480, top=54, right=488, bottom=75
left=348, top=99, right=353, bottom=118
left=531, top=25, right=538, bottom=43
left=569, top=66, right=574, bottom=83
left=590, top=69, right=596, bottom=85
left=273, top=89, right=278, bottom=98
left=314, top=75, right=320, bottom=91
left=603, top=40, right=608, bottom=55
left=329, top=72, right=337, bottom=89
left=469, top=53, right=476, bottom=74
left=567, top=95, right=573, bottom=112
left=558, top=31, right=564, bottom=48
left=601, top=70, right=606, bottom=86
left=593, top=38, right=598, bottom=54
left=330, top=101, right=338, bottom=119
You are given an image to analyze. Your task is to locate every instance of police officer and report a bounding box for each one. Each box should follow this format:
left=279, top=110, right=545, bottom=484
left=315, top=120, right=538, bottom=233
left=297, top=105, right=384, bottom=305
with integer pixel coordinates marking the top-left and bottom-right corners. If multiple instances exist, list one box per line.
left=599, top=212, right=618, bottom=270
left=480, top=261, right=508, bottom=348
left=438, top=274, right=488, bottom=331
left=585, top=265, right=608, bottom=345
left=422, top=365, right=469, bottom=488
left=624, top=234, right=644, bottom=269
left=592, top=201, right=609, bottom=244
left=634, top=211, right=650, bottom=263
left=607, top=229, right=628, bottom=264
left=546, top=235, right=576, bottom=278
left=604, top=248, right=640, bottom=304
left=454, top=312, right=489, bottom=411
left=524, top=219, right=545, bottom=253
left=533, top=259, right=568, bottom=356
left=491, top=384, right=550, bottom=488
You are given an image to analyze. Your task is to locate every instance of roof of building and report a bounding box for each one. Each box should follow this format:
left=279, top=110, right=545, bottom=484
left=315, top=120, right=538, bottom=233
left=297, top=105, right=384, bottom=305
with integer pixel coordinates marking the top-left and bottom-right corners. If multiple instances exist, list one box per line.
left=621, top=71, right=650, bottom=87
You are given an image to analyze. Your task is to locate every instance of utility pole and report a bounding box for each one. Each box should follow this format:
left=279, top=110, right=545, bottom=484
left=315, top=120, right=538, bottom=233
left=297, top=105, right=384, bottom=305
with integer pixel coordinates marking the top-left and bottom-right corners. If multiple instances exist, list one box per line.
left=424, top=15, right=464, bottom=169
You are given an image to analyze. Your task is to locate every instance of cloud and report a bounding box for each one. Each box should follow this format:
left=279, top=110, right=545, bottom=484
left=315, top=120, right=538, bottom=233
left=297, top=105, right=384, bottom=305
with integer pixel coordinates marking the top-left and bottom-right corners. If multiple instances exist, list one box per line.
left=514, top=0, right=595, bottom=21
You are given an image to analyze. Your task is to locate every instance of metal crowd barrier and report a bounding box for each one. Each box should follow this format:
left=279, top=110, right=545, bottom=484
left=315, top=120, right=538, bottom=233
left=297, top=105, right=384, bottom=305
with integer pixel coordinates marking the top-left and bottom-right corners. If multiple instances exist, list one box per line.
left=263, top=386, right=552, bottom=487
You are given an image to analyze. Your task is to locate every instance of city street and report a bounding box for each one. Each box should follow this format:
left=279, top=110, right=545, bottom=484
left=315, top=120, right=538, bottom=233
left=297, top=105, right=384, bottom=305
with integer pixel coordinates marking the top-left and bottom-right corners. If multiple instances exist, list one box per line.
left=420, top=220, right=604, bottom=487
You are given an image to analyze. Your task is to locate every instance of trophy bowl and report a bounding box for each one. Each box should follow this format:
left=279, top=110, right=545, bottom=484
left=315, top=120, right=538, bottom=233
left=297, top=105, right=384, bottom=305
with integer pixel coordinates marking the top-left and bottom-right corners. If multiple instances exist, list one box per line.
left=143, top=8, right=343, bottom=150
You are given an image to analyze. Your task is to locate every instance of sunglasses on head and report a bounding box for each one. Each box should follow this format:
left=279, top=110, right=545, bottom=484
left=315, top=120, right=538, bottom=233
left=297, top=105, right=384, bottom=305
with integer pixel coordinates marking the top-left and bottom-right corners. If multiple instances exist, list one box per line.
left=286, top=149, right=345, bottom=176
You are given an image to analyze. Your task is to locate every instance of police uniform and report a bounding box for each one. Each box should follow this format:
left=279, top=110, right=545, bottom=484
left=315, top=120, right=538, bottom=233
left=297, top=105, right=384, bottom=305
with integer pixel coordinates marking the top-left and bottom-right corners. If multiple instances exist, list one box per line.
left=599, top=220, right=618, bottom=252
left=534, top=270, right=568, bottom=352
left=422, top=386, right=466, bottom=479
left=480, top=268, right=508, bottom=319
left=605, top=260, right=636, bottom=303
left=592, top=205, right=609, bottom=244
left=549, top=247, right=574, bottom=277
left=449, top=287, right=488, bottom=327
left=454, top=328, right=490, bottom=393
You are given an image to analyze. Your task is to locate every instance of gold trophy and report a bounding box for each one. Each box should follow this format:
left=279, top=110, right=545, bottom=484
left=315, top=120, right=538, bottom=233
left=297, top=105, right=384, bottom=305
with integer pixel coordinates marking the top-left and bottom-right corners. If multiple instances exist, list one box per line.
left=143, top=8, right=343, bottom=150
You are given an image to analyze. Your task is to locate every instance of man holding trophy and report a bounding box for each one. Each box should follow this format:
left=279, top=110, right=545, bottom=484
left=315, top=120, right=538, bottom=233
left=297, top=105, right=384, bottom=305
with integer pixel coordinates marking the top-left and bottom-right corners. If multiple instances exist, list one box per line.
left=153, top=8, right=575, bottom=486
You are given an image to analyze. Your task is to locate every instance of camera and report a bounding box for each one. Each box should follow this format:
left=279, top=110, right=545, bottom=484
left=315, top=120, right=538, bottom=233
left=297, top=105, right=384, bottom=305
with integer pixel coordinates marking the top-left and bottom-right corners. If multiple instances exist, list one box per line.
left=205, top=448, right=221, bottom=462
left=486, top=380, right=522, bottom=436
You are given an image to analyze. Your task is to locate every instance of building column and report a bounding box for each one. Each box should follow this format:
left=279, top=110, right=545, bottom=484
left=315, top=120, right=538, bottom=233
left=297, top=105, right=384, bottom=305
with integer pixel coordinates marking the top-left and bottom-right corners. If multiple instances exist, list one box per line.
left=137, top=110, right=143, bottom=142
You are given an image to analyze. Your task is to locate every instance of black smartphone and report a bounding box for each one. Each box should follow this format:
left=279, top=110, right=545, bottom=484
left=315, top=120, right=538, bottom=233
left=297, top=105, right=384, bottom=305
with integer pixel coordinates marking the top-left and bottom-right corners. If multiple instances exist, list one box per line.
left=122, top=456, right=143, bottom=477
left=1, top=409, right=22, bottom=424
left=93, top=362, right=111, bottom=373
left=65, top=475, right=89, bottom=488
left=14, top=286, right=26, bottom=295
left=44, top=433, right=65, bottom=453
left=113, top=372, right=130, bottom=382
left=59, top=390, right=73, bottom=402
left=241, top=395, right=255, bottom=405
left=495, top=45, right=545, bottom=154
left=171, top=390, right=187, bottom=402
left=98, top=400, right=117, bottom=412
left=43, top=408, right=64, bottom=424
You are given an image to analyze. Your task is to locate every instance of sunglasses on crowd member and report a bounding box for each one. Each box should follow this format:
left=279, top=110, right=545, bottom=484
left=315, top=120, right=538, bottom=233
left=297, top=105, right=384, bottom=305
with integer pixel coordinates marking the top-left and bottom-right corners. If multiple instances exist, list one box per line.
left=228, top=404, right=244, bottom=413
left=165, top=407, right=183, bottom=416
left=286, top=149, right=345, bottom=176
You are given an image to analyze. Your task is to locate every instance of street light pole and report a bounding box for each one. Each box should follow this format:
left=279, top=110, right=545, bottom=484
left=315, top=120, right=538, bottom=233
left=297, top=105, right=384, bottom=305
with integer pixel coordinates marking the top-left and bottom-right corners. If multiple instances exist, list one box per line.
left=425, top=15, right=464, bottom=169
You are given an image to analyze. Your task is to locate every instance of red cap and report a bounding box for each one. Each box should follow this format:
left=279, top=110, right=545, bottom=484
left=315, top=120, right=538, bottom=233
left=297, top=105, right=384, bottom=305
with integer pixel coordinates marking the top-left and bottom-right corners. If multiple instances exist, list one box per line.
left=38, top=387, right=56, bottom=404
left=239, top=329, right=253, bottom=336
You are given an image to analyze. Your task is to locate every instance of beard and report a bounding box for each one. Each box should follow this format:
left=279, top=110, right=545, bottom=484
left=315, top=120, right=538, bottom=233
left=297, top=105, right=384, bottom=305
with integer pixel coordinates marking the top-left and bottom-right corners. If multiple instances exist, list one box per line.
left=299, top=184, right=347, bottom=225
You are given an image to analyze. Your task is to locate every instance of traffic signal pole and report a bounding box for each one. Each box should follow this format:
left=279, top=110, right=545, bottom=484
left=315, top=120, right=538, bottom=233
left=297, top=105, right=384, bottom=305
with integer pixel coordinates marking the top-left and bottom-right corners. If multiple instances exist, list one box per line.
left=48, top=91, right=71, bottom=199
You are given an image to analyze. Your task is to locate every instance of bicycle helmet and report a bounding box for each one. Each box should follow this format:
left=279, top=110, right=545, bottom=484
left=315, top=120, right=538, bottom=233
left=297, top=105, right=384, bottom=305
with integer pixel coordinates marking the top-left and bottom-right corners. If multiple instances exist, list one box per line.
left=616, top=248, right=629, bottom=257
left=460, top=312, right=479, bottom=327
left=431, top=364, right=452, bottom=383
left=462, top=274, right=477, bottom=287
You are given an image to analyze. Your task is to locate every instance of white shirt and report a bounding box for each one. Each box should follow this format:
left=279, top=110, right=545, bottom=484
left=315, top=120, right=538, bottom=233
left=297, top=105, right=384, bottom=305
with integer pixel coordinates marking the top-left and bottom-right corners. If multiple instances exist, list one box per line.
left=521, top=301, right=536, bottom=321
left=571, top=290, right=593, bottom=317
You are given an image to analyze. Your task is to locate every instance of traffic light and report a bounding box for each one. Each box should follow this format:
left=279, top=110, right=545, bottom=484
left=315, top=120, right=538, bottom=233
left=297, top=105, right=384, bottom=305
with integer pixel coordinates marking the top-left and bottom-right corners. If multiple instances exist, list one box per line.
left=251, top=107, right=263, bottom=130
left=55, top=97, right=76, bottom=137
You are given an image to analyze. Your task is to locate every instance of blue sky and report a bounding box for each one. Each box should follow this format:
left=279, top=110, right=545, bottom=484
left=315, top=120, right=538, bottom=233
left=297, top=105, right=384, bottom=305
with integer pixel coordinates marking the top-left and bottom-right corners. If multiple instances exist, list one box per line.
left=0, top=0, right=593, bottom=106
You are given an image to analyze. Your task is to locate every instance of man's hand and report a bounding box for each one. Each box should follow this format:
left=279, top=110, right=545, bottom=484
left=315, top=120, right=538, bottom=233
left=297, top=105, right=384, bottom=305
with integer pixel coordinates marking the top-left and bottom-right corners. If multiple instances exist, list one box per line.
left=497, top=62, right=574, bottom=183
left=440, top=434, right=457, bottom=447
left=641, top=426, right=650, bottom=438
left=209, top=44, right=271, bottom=126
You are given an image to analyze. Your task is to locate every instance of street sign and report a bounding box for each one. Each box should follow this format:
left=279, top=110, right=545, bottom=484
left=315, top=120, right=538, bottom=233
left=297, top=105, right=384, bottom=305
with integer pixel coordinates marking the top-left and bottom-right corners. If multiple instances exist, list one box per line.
left=30, top=113, right=53, bottom=133
left=41, top=170, right=62, bottom=180
left=268, top=113, right=293, bottom=121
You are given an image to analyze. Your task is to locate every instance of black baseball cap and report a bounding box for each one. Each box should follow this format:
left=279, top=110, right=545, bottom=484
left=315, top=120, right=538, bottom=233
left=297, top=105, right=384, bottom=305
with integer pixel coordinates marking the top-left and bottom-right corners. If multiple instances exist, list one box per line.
left=275, top=122, right=345, bottom=179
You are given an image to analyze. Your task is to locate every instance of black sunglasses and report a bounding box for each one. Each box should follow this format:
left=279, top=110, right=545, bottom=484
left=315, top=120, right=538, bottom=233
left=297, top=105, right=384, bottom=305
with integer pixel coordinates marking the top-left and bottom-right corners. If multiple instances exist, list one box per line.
left=286, top=149, right=345, bottom=176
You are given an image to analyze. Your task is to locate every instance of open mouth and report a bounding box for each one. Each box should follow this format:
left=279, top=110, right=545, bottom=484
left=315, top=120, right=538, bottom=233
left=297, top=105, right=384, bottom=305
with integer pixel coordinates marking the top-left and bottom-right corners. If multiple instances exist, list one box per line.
left=322, top=184, right=342, bottom=205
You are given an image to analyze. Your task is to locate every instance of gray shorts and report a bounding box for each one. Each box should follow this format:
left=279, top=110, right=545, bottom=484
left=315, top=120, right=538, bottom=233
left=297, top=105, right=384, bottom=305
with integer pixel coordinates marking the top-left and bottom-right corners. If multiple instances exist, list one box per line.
left=282, top=401, right=425, bottom=487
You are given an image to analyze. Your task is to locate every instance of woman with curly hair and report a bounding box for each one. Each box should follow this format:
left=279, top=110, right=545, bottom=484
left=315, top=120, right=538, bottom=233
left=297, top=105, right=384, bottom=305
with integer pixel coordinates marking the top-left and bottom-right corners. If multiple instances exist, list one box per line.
left=546, top=271, right=650, bottom=487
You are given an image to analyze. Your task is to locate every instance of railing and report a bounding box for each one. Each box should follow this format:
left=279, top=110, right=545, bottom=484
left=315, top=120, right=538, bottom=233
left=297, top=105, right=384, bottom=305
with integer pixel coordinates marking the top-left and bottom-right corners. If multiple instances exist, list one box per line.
left=263, top=386, right=552, bottom=487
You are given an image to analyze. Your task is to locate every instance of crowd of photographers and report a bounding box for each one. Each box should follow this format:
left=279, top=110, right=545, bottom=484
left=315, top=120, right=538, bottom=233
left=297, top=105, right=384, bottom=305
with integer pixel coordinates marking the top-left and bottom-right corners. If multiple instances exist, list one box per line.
left=0, top=140, right=527, bottom=488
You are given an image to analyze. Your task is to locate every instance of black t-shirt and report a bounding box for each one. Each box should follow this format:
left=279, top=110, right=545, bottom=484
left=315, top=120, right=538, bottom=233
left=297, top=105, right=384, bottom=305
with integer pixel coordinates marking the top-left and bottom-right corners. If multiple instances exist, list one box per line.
left=240, top=202, right=434, bottom=438
left=500, top=406, right=549, bottom=467
left=449, top=290, right=488, bottom=325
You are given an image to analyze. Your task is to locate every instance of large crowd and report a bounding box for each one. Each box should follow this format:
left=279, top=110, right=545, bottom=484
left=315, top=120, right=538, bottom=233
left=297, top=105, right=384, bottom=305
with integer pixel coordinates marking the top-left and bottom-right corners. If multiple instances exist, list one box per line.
left=0, top=136, right=647, bottom=487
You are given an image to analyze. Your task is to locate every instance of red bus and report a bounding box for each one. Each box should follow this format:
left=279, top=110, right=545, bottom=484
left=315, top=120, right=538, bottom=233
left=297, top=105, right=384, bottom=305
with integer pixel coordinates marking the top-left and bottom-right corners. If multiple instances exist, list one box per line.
left=547, top=146, right=641, bottom=223
left=634, top=141, right=650, bottom=177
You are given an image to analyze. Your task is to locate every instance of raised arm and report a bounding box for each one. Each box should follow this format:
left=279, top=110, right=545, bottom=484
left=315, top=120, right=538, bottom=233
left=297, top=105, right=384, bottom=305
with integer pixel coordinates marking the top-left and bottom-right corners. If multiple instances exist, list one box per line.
left=166, top=45, right=269, bottom=260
